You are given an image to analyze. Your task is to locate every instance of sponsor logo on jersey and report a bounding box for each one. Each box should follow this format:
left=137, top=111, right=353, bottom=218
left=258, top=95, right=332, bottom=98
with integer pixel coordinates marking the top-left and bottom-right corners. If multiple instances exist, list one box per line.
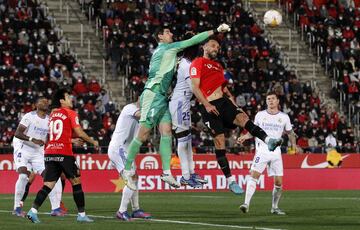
left=190, top=67, right=197, bottom=76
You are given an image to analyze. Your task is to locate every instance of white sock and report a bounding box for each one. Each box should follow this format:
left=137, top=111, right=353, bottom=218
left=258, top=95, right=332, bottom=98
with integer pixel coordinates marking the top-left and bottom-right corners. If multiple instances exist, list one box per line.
left=227, top=175, right=235, bottom=184
left=14, top=174, right=28, bottom=209
left=272, top=185, right=282, bottom=209
left=177, top=136, right=190, bottom=179
left=265, top=136, right=270, bottom=144
left=244, top=177, right=258, bottom=206
left=131, top=189, right=140, bottom=211
left=119, top=185, right=135, bottom=212
left=48, top=179, right=62, bottom=210
left=163, top=170, right=171, bottom=175
left=30, top=207, right=38, bottom=214
left=78, top=212, right=86, bottom=217
left=186, top=136, right=195, bottom=175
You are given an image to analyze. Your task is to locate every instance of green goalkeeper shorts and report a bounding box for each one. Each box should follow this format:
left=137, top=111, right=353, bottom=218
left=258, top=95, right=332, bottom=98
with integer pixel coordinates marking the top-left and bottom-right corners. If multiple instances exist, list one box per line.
left=139, top=89, right=171, bottom=129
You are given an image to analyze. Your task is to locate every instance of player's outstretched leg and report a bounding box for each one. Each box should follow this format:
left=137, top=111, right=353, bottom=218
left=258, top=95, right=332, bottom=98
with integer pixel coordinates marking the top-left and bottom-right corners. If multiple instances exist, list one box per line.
left=129, top=181, right=152, bottom=219
left=13, top=173, right=28, bottom=217
left=71, top=183, right=94, bottom=222
left=159, top=135, right=180, bottom=188
left=26, top=185, right=53, bottom=223
left=215, top=149, right=243, bottom=195
left=124, top=138, right=143, bottom=190
left=116, top=185, right=134, bottom=221
left=240, top=175, right=258, bottom=213
left=271, top=183, right=286, bottom=215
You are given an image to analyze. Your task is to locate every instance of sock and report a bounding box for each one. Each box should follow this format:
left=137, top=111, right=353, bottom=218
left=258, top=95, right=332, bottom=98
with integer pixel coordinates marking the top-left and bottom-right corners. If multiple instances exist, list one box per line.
left=244, top=177, right=258, bottom=206
left=48, top=179, right=62, bottom=210
left=125, top=138, right=142, bottom=170
left=159, top=135, right=172, bottom=172
left=186, top=136, right=195, bottom=175
left=131, top=188, right=140, bottom=211
left=244, top=120, right=268, bottom=142
left=215, top=149, right=231, bottom=178
left=30, top=207, right=38, bottom=214
left=14, top=174, right=28, bottom=209
left=33, top=185, right=52, bottom=210
left=272, top=185, right=282, bottom=209
left=72, top=184, right=85, bottom=213
left=227, top=175, right=235, bottom=184
left=119, top=186, right=135, bottom=212
left=61, top=177, right=66, bottom=192
left=177, top=136, right=190, bottom=179
left=21, top=182, right=31, bottom=202
left=78, top=212, right=86, bottom=217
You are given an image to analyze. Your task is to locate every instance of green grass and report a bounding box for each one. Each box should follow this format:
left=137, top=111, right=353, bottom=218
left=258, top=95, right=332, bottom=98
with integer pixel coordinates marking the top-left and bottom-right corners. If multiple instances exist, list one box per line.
left=1, top=191, right=360, bottom=230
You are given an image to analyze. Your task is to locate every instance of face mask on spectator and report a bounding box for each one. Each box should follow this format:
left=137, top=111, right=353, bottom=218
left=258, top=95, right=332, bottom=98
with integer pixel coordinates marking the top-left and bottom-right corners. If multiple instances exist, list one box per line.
left=1, top=106, right=5, bottom=112
left=48, top=89, right=52, bottom=94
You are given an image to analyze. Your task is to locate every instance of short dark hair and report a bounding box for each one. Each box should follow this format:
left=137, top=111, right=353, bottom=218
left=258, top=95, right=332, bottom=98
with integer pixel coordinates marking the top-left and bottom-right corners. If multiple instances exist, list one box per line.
left=51, top=88, right=68, bottom=109
left=154, top=26, right=170, bottom=42
left=204, top=35, right=220, bottom=44
left=266, top=91, right=279, bottom=99
left=35, top=96, right=48, bottom=103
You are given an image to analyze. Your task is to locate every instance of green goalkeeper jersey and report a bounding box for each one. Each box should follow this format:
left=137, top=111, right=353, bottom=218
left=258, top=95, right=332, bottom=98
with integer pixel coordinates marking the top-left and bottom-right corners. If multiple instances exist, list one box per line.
left=145, top=31, right=209, bottom=95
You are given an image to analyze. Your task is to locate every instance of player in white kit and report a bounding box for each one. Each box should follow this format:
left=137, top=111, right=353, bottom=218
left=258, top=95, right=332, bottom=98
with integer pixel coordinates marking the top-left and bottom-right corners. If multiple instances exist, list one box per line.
left=169, top=32, right=207, bottom=188
left=107, top=97, right=152, bottom=221
left=238, top=92, right=297, bottom=215
left=13, top=97, right=63, bottom=217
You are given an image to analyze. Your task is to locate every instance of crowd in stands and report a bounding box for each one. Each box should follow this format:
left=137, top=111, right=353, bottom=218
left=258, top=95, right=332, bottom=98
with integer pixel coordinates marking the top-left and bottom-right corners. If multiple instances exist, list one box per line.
left=98, top=0, right=358, bottom=153
left=0, top=0, right=357, bottom=154
left=0, top=0, right=119, bottom=153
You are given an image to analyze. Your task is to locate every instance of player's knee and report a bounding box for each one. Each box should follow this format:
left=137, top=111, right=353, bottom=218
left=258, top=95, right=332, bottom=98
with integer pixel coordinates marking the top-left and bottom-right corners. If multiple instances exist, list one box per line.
left=214, top=134, right=225, bottom=148
left=250, top=170, right=261, bottom=179
left=44, top=181, right=57, bottom=189
left=274, top=180, right=282, bottom=187
left=235, top=113, right=249, bottom=127
left=70, top=177, right=81, bottom=185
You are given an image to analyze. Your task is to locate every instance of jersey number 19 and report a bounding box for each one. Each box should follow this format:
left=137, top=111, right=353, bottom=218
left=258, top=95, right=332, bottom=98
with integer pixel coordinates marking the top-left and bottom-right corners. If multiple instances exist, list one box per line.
left=49, top=120, right=64, bottom=141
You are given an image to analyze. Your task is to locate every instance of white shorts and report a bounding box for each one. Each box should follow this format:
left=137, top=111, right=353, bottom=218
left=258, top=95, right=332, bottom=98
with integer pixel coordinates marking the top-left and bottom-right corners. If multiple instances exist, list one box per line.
left=250, top=152, right=283, bottom=177
left=13, top=146, right=45, bottom=174
left=107, top=145, right=135, bottom=175
left=169, top=98, right=191, bottom=133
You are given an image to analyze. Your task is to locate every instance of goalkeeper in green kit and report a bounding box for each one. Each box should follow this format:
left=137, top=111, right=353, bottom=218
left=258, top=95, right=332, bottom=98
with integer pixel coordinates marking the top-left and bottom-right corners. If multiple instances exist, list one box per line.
left=123, top=24, right=231, bottom=190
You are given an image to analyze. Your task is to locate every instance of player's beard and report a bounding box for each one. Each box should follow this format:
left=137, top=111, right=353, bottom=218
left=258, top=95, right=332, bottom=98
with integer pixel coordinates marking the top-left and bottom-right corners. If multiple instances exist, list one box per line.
left=208, top=51, right=218, bottom=59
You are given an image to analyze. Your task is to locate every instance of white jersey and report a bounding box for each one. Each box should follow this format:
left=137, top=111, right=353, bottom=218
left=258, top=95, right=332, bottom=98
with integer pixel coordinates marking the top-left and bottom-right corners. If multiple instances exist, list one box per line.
left=108, top=103, right=139, bottom=150
left=171, top=58, right=193, bottom=101
left=12, top=111, right=49, bottom=152
left=254, top=110, right=292, bottom=155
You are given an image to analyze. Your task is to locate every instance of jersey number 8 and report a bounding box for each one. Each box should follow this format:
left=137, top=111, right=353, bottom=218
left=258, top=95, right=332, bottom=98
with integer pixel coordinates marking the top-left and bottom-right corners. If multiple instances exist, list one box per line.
left=49, top=120, right=64, bottom=141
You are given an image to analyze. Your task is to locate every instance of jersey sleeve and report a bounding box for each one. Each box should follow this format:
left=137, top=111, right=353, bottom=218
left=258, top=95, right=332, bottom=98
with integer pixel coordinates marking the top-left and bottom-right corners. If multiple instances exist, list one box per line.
left=284, top=114, right=292, bottom=132
left=190, top=58, right=202, bottom=79
left=19, top=113, right=31, bottom=128
left=125, top=104, right=139, bottom=118
left=69, top=110, right=81, bottom=129
left=167, top=31, right=209, bottom=52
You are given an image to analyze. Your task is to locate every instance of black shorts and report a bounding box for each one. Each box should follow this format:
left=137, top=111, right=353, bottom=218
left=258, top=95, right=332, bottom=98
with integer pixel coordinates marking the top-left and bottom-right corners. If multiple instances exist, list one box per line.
left=43, top=155, right=80, bottom=182
left=199, top=97, right=243, bottom=136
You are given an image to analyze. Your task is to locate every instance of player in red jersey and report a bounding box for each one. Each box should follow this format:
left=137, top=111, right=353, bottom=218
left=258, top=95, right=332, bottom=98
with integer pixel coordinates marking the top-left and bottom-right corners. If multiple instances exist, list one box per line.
left=190, top=37, right=283, bottom=195
left=27, top=89, right=99, bottom=223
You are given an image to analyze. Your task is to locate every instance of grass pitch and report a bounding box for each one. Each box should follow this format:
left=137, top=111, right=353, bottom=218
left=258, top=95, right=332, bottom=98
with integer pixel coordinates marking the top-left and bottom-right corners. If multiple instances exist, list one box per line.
left=0, top=191, right=359, bottom=230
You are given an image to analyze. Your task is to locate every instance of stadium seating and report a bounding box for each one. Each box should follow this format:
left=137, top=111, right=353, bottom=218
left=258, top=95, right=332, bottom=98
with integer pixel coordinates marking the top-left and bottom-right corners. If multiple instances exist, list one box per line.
left=0, top=0, right=118, bottom=153
left=95, top=0, right=359, bottom=153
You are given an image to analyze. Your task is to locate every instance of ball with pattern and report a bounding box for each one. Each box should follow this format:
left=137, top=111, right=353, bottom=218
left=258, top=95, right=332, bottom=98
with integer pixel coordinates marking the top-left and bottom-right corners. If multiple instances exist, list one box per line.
left=263, top=10, right=282, bottom=27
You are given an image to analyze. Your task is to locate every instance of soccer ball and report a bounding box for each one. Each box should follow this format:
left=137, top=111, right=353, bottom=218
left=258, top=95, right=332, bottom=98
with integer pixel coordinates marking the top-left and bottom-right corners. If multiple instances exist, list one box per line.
left=263, top=10, right=282, bottom=27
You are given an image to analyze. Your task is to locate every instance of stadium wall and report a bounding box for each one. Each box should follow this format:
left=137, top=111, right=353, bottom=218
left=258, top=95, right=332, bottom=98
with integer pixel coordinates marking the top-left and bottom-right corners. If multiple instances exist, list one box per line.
left=1, top=154, right=359, bottom=193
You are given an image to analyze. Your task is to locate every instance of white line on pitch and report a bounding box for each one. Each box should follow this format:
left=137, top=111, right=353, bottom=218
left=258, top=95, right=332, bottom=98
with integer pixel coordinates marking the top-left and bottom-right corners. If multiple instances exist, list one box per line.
left=0, top=210, right=285, bottom=230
